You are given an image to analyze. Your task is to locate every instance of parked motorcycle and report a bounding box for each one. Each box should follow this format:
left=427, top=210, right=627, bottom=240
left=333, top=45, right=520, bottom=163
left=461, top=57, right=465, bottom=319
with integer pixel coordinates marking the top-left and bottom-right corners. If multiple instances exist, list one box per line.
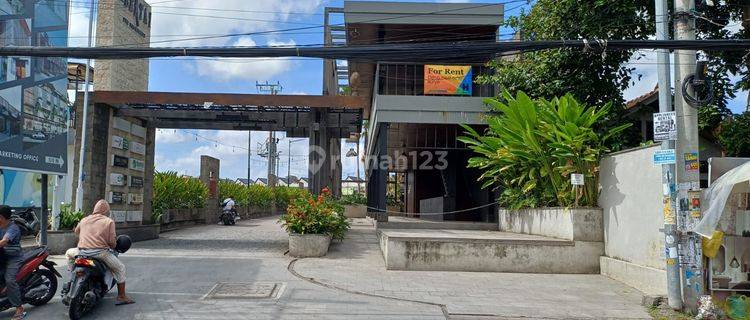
left=62, top=235, right=131, bottom=320
left=0, top=246, right=61, bottom=311
left=219, top=209, right=237, bottom=225
left=10, top=206, right=40, bottom=236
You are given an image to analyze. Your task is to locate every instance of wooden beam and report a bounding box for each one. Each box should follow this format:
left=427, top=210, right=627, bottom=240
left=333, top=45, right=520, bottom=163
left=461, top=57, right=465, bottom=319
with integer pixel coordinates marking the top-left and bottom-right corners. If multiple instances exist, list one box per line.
left=94, top=91, right=366, bottom=109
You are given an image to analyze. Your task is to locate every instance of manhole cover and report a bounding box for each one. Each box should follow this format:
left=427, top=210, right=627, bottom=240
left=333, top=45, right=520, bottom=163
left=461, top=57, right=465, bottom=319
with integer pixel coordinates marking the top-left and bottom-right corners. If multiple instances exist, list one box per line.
left=204, top=282, right=283, bottom=299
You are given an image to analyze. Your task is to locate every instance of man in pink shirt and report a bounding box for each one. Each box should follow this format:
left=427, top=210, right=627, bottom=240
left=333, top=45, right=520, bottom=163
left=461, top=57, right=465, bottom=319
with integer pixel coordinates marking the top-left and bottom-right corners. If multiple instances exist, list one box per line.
left=66, top=200, right=134, bottom=305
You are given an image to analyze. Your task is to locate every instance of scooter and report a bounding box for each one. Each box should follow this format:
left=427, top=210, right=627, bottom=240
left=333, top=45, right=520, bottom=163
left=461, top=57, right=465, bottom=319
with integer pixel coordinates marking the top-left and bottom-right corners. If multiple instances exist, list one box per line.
left=0, top=246, right=61, bottom=311
left=219, top=209, right=238, bottom=225
left=63, top=235, right=131, bottom=320
left=10, top=206, right=40, bottom=236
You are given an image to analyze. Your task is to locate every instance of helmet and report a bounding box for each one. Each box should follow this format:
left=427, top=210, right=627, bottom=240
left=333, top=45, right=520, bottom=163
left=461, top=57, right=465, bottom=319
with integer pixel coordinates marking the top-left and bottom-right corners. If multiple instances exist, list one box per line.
left=115, top=235, right=132, bottom=253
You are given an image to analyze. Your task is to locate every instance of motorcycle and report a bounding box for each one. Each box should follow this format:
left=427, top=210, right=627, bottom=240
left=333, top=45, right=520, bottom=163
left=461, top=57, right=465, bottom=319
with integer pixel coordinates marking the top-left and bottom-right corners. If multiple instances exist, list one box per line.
left=10, top=206, right=40, bottom=236
left=63, top=235, right=131, bottom=320
left=0, top=246, right=61, bottom=311
left=219, top=209, right=238, bottom=225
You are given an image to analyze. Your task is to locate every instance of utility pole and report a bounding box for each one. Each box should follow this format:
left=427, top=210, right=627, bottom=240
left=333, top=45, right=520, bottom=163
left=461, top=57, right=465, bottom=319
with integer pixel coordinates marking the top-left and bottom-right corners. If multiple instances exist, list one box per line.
left=256, top=81, right=282, bottom=188
left=74, top=0, right=96, bottom=212
left=247, top=130, right=253, bottom=187
left=674, top=0, right=702, bottom=313
left=287, top=138, right=305, bottom=188
left=655, top=0, right=682, bottom=310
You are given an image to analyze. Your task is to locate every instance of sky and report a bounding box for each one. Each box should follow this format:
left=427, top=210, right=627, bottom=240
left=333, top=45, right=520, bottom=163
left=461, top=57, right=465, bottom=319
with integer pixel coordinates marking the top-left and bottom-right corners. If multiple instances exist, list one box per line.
left=67, top=0, right=749, bottom=181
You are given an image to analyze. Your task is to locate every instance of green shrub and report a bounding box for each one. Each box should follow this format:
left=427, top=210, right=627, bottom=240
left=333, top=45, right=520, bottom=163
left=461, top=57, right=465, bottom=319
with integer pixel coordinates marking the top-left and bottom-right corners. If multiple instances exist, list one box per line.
left=247, top=184, right=275, bottom=207
left=273, top=186, right=309, bottom=209
left=279, top=189, right=349, bottom=240
left=152, top=171, right=208, bottom=222
left=56, top=203, right=84, bottom=230
left=218, top=180, right=250, bottom=206
left=341, top=192, right=366, bottom=206
left=460, top=91, right=629, bottom=209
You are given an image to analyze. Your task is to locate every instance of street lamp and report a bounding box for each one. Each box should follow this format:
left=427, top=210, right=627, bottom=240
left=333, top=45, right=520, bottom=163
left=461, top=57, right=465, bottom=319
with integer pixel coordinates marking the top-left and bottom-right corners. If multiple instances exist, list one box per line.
left=346, top=142, right=361, bottom=193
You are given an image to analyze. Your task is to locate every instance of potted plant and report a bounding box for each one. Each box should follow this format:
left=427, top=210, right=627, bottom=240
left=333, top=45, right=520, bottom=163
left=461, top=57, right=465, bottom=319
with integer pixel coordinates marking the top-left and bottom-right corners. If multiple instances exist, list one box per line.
left=279, top=188, right=349, bottom=257
left=47, top=204, right=84, bottom=255
left=340, top=192, right=367, bottom=218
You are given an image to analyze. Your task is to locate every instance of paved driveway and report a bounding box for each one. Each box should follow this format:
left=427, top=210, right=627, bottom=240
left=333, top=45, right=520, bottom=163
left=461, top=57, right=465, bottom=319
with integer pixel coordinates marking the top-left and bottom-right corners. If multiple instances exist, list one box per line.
left=7, top=216, right=650, bottom=319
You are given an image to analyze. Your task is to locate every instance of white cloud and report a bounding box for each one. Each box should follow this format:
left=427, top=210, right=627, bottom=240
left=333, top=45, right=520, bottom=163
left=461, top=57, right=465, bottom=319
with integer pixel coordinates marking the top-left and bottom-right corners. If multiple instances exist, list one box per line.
left=189, top=37, right=297, bottom=82
left=155, top=129, right=190, bottom=143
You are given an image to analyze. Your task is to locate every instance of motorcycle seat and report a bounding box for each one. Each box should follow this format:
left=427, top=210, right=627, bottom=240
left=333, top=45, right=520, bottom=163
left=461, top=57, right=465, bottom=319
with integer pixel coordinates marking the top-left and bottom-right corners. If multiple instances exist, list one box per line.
left=20, top=247, right=46, bottom=264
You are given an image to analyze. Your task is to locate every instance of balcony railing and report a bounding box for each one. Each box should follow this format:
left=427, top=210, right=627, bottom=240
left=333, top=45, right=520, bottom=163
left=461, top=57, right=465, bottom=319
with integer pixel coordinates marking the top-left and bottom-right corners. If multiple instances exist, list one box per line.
left=376, top=63, right=495, bottom=97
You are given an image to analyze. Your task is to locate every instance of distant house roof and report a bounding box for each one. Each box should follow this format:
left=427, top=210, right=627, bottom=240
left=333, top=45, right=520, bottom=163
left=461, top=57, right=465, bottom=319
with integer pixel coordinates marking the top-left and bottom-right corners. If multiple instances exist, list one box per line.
left=256, top=178, right=268, bottom=184
left=236, top=178, right=252, bottom=185
left=299, top=177, right=309, bottom=183
left=344, top=176, right=365, bottom=182
left=625, top=85, right=659, bottom=111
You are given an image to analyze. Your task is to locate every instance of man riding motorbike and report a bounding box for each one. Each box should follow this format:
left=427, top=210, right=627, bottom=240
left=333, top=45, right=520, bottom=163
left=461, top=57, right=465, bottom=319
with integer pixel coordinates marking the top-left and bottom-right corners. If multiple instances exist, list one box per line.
left=0, top=206, right=25, bottom=320
left=221, top=197, right=239, bottom=221
left=65, top=200, right=135, bottom=306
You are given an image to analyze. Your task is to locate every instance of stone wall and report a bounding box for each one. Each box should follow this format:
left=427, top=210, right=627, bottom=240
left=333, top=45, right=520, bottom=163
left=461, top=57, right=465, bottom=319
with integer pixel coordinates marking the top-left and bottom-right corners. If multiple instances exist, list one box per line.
left=94, top=0, right=151, bottom=91
left=498, top=207, right=603, bottom=242
left=71, top=100, right=111, bottom=213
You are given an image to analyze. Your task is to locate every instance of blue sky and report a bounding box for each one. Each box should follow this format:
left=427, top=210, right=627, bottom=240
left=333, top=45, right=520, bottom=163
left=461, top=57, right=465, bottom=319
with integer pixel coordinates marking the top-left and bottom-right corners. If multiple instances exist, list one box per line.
left=67, top=0, right=747, bottom=180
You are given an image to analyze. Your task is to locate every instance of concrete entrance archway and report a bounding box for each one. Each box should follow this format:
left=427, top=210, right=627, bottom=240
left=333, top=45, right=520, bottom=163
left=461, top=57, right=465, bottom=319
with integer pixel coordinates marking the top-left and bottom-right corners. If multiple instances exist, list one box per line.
left=71, top=90, right=365, bottom=226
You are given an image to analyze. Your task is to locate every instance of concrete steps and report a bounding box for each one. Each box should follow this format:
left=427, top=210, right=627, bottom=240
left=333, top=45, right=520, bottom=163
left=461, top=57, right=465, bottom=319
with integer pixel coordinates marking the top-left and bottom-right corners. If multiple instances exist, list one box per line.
left=375, top=218, right=498, bottom=231
left=378, top=229, right=603, bottom=274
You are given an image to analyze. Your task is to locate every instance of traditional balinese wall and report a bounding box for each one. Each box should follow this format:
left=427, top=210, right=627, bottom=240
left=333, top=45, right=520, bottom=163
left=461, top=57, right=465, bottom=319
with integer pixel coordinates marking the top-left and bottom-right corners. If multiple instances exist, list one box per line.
left=598, top=144, right=666, bottom=295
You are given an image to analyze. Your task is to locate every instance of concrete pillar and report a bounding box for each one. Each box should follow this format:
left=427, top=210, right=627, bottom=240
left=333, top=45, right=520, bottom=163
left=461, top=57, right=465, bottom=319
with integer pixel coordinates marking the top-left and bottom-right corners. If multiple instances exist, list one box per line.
left=366, top=123, right=388, bottom=222
left=71, top=100, right=110, bottom=213
left=141, top=125, right=156, bottom=224
left=309, top=109, right=331, bottom=194
left=329, top=135, right=342, bottom=198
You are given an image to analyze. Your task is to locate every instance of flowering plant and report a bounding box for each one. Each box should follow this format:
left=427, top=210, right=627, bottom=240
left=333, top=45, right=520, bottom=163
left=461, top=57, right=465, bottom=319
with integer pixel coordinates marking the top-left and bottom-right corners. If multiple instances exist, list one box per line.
left=279, top=187, right=349, bottom=240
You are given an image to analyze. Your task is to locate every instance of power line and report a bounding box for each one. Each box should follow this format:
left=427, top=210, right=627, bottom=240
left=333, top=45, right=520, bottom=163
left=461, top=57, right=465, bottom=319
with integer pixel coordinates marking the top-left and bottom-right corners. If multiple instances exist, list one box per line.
left=6, top=40, right=750, bottom=61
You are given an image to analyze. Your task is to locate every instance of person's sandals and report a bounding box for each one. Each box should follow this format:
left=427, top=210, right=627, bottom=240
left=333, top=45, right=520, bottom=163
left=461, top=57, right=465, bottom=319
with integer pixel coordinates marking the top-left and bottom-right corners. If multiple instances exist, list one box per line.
left=11, top=312, right=27, bottom=320
left=115, top=298, right=135, bottom=306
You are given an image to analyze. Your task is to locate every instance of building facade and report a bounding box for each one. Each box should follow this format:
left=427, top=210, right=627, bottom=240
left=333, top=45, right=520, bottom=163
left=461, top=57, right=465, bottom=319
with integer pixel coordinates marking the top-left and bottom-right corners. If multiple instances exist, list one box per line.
left=329, top=1, right=504, bottom=222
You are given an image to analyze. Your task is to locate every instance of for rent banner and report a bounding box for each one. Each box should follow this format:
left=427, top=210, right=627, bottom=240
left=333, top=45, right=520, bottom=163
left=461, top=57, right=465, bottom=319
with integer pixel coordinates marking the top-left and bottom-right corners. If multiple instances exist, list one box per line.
left=423, top=65, right=473, bottom=96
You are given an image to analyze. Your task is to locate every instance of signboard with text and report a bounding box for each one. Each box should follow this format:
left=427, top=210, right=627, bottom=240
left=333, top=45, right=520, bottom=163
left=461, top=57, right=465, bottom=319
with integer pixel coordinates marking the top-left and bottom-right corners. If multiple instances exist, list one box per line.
left=654, top=149, right=676, bottom=165
left=653, top=111, right=677, bottom=141
left=424, top=65, right=472, bottom=96
left=0, top=2, right=69, bottom=174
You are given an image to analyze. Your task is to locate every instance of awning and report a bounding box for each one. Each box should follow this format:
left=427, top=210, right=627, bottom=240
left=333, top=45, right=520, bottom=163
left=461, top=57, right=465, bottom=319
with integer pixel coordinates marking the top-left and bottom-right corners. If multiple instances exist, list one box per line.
left=694, top=161, right=750, bottom=238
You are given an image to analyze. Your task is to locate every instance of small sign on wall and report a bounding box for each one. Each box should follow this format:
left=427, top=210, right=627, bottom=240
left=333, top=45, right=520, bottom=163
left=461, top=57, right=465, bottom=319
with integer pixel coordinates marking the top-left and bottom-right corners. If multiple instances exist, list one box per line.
left=130, top=141, right=145, bottom=155
left=108, top=191, right=124, bottom=204
left=112, top=117, right=131, bottom=133
left=111, top=210, right=127, bottom=223
left=112, top=136, right=129, bottom=150
left=126, top=211, right=143, bottom=222
left=129, top=158, right=145, bottom=171
left=654, top=149, right=676, bottom=165
left=653, top=111, right=677, bottom=141
left=110, top=173, right=127, bottom=186
left=112, top=155, right=129, bottom=168
left=128, top=193, right=143, bottom=204
left=130, top=176, right=144, bottom=188
left=131, top=124, right=146, bottom=138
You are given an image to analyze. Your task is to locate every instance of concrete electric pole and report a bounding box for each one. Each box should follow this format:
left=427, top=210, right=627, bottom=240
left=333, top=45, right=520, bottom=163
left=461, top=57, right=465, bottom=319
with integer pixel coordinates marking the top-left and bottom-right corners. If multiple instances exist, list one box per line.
left=673, top=0, right=702, bottom=313
left=655, top=0, right=682, bottom=310
left=74, top=0, right=96, bottom=212
left=256, top=81, right=282, bottom=188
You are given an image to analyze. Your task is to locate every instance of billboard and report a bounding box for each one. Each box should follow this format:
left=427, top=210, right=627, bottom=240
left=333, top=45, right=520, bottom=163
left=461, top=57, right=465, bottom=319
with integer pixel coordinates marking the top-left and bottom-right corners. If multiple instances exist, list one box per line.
left=424, top=65, right=473, bottom=96
left=0, top=0, right=69, bottom=174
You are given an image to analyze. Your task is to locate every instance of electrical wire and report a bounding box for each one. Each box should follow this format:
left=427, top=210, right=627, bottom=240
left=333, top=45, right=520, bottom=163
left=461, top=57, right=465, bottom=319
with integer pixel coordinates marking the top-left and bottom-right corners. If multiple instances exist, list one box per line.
left=6, top=40, right=750, bottom=62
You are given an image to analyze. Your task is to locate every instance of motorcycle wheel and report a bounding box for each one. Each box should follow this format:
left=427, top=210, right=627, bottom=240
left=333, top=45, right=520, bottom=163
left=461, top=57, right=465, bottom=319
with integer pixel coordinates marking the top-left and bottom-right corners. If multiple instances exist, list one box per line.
left=222, top=215, right=231, bottom=225
left=25, top=269, right=57, bottom=306
left=68, top=282, right=89, bottom=320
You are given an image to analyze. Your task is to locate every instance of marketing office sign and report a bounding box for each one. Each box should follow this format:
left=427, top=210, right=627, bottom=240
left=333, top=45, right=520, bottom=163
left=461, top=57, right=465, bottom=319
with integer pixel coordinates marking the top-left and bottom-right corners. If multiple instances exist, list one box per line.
left=0, top=2, right=69, bottom=175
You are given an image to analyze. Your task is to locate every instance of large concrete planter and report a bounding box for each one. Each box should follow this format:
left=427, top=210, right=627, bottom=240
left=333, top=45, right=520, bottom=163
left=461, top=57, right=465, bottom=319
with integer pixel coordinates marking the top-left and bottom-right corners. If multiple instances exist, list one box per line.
left=47, top=230, right=78, bottom=255
left=288, top=233, right=331, bottom=257
left=343, top=204, right=366, bottom=218
left=498, top=207, right=603, bottom=242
